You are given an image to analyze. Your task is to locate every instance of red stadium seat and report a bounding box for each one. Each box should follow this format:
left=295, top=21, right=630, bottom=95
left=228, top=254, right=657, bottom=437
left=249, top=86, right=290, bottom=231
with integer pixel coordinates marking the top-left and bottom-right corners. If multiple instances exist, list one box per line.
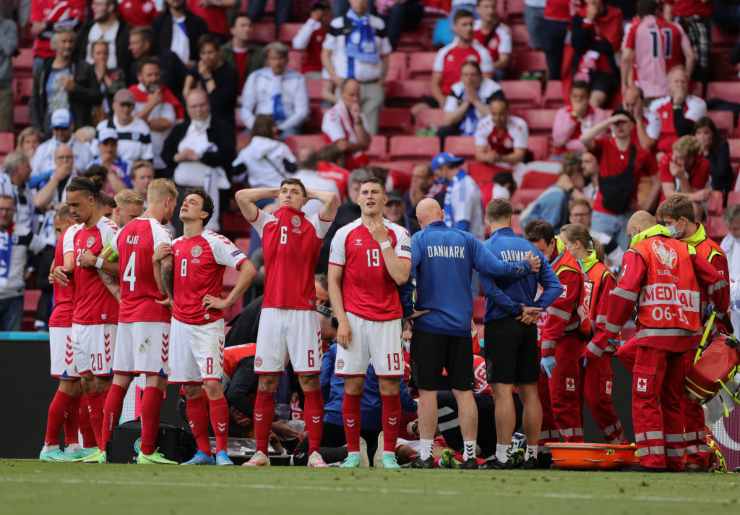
left=414, top=108, right=445, bottom=131
left=0, top=133, right=13, bottom=155
left=306, top=78, right=324, bottom=103
left=707, top=82, right=740, bottom=104
left=445, top=136, right=476, bottom=159
left=520, top=167, right=558, bottom=189
left=517, top=108, right=557, bottom=134
left=707, top=111, right=734, bottom=136
left=285, top=135, right=326, bottom=154
left=251, top=22, right=277, bottom=43
left=512, top=51, right=546, bottom=75
left=287, top=50, right=304, bottom=71
left=15, top=77, right=33, bottom=102
left=511, top=188, right=544, bottom=209
left=387, top=52, right=408, bottom=81
left=707, top=190, right=724, bottom=216
left=379, top=107, right=413, bottom=134
left=528, top=135, right=550, bottom=160
left=542, top=80, right=565, bottom=108
left=389, top=136, right=440, bottom=160
left=278, top=23, right=302, bottom=43
left=13, top=105, right=30, bottom=127
left=707, top=216, right=728, bottom=240
left=511, top=24, right=529, bottom=47
left=12, top=48, right=33, bottom=75
left=386, top=80, right=432, bottom=104
left=500, top=80, right=542, bottom=108
left=367, top=135, right=387, bottom=159
left=408, top=52, right=437, bottom=80
left=221, top=211, right=249, bottom=238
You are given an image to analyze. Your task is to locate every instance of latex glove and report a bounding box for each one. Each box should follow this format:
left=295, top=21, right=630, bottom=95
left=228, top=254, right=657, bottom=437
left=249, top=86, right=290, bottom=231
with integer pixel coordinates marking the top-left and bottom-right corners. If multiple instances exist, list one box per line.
left=581, top=356, right=588, bottom=368
left=540, top=356, right=556, bottom=378
left=607, top=338, right=624, bottom=350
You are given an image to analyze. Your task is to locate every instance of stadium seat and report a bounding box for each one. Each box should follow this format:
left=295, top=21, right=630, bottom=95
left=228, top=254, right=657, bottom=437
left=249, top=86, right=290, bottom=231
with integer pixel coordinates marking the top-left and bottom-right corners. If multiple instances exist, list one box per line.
left=511, top=24, right=529, bottom=47
left=707, top=190, right=724, bottom=216
left=13, top=105, right=30, bottom=127
left=542, top=80, right=565, bottom=108
left=278, top=23, right=302, bottom=43
left=528, top=135, right=550, bottom=160
left=444, top=136, right=476, bottom=159
left=220, top=211, right=249, bottom=238
left=707, top=111, right=734, bottom=136
left=504, top=0, right=525, bottom=18
left=14, top=77, right=33, bottom=103
left=0, top=133, right=14, bottom=155
left=287, top=50, right=304, bottom=71
left=414, top=107, right=445, bottom=131
left=367, top=135, right=387, bottom=159
left=707, top=216, right=728, bottom=240
left=389, top=136, right=440, bottom=160
left=707, top=82, right=740, bottom=104
left=387, top=52, right=408, bottom=81
left=408, top=52, right=437, bottom=81
left=378, top=107, right=413, bottom=134
left=386, top=80, right=432, bottom=104
left=285, top=135, right=326, bottom=155
left=500, top=80, right=542, bottom=108
left=511, top=51, right=546, bottom=76
left=12, top=48, right=33, bottom=75
left=306, top=78, right=324, bottom=104
left=517, top=109, right=557, bottom=135
left=729, top=139, right=740, bottom=165
left=251, top=22, right=277, bottom=43
left=520, top=166, right=558, bottom=189
left=511, top=188, right=544, bottom=209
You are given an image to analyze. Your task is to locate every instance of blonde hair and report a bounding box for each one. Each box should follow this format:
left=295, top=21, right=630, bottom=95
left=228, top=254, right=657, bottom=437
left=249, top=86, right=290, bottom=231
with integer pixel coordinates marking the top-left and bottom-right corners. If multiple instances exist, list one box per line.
left=114, top=189, right=145, bottom=208
left=16, top=127, right=42, bottom=151
left=672, top=135, right=702, bottom=158
left=560, top=223, right=593, bottom=251
left=147, top=178, right=178, bottom=204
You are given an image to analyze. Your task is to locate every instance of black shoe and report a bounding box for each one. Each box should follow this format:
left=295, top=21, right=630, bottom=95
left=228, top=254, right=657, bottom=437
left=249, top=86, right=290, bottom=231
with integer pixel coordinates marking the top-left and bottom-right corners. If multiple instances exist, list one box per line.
left=411, top=456, right=435, bottom=469
left=459, top=457, right=479, bottom=470
left=521, top=456, right=538, bottom=469
left=481, top=457, right=514, bottom=470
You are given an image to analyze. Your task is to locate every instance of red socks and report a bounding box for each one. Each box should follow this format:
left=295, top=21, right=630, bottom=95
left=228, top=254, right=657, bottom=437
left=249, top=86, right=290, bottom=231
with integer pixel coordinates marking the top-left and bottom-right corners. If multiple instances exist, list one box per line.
left=64, top=394, right=80, bottom=446
left=381, top=394, right=401, bottom=453
left=303, top=389, right=324, bottom=455
left=87, top=390, right=107, bottom=448
left=140, top=387, right=163, bottom=455
left=209, top=396, right=229, bottom=453
left=253, top=391, right=274, bottom=454
left=342, top=393, right=361, bottom=453
left=45, top=390, right=73, bottom=446
left=78, top=395, right=97, bottom=448
left=100, top=384, right=126, bottom=452
left=186, top=395, right=211, bottom=454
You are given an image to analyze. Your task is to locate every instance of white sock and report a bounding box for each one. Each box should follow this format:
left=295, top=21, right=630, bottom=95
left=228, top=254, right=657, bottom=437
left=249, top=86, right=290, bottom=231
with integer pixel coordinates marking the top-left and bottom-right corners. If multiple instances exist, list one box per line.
left=347, top=451, right=360, bottom=457
left=66, top=443, right=81, bottom=451
left=495, top=443, right=509, bottom=462
left=526, top=445, right=538, bottom=459
left=420, top=438, right=433, bottom=460
left=463, top=440, right=476, bottom=460
left=42, top=444, right=59, bottom=453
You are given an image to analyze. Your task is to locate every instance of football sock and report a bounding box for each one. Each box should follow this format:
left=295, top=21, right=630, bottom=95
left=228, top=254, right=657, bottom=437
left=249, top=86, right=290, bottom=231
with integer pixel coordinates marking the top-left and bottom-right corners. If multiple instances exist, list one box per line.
left=496, top=443, right=510, bottom=462
left=463, top=440, right=476, bottom=461
left=254, top=391, right=274, bottom=454
left=381, top=394, right=401, bottom=454
left=78, top=395, right=97, bottom=448
left=140, top=387, right=163, bottom=455
left=209, top=396, right=229, bottom=453
left=342, top=393, right=362, bottom=453
left=100, top=383, right=126, bottom=452
left=419, top=439, right=433, bottom=461
left=303, top=389, right=324, bottom=455
left=64, top=394, right=80, bottom=446
left=44, top=390, right=73, bottom=446
left=186, top=395, right=211, bottom=454
left=526, top=445, right=538, bottom=459
left=87, top=390, right=107, bottom=448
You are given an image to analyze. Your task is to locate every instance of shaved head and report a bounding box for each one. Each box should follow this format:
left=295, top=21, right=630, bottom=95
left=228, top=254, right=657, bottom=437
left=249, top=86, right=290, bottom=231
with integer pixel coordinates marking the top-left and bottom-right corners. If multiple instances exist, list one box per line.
left=627, top=210, right=656, bottom=239
left=416, top=198, right=444, bottom=228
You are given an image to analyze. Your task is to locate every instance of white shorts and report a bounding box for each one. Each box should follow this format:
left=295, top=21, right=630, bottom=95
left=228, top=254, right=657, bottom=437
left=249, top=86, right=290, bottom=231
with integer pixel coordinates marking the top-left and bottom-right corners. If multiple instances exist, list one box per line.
left=113, top=322, right=170, bottom=376
left=71, top=323, right=117, bottom=377
left=255, top=308, right=321, bottom=375
left=169, top=318, right=225, bottom=383
left=335, top=313, right=403, bottom=377
left=49, top=326, right=78, bottom=379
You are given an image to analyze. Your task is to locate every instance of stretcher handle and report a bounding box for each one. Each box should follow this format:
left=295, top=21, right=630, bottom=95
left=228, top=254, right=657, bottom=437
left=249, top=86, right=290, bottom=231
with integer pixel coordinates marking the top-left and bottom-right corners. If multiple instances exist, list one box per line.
left=694, top=311, right=717, bottom=365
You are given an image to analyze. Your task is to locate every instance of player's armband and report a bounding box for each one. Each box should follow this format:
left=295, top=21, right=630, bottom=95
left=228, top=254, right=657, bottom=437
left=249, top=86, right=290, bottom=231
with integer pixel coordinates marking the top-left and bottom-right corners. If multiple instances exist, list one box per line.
left=102, top=244, right=118, bottom=262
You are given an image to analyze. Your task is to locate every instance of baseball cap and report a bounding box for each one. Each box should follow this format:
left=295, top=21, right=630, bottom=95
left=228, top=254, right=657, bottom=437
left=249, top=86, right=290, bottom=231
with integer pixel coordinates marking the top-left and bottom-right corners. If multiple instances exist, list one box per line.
left=51, top=109, right=71, bottom=129
left=387, top=191, right=403, bottom=205
left=113, top=89, right=136, bottom=105
left=430, top=152, right=465, bottom=172
left=311, top=1, right=330, bottom=9
left=98, top=127, right=118, bottom=143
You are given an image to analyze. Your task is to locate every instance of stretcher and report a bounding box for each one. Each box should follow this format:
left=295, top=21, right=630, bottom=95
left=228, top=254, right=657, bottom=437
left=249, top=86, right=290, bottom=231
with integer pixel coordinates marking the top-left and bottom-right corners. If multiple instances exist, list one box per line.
left=546, top=442, right=639, bottom=470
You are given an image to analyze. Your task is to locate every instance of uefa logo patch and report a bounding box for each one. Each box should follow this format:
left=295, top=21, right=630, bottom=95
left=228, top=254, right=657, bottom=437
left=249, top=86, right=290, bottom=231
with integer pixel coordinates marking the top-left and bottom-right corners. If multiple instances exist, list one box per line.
left=336, top=359, right=344, bottom=370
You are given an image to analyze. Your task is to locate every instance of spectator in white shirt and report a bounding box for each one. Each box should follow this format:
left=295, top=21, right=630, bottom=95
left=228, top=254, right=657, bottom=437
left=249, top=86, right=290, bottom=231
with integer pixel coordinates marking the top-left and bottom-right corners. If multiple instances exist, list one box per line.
left=474, top=97, right=529, bottom=172
left=551, top=80, right=609, bottom=154
left=96, top=88, right=153, bottom=168
left=321, top=78, right=370, bottom=170
left=321, top=0, right=391, bottom=135
left=721, top=205, right=740, bottom=338
left=31, top=109, right=93, bottom=176
left=232, top=115, right=297, bottom=188
left=240, top=42, right=309, bottom=137
left=75, top=0, right=131, bottom=72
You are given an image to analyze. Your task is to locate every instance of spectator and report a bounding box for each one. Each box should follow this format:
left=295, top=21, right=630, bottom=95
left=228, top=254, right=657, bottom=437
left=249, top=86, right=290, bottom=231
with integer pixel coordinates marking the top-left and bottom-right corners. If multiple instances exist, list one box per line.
left=76, top=0, right=131, bottom=72
left=186, top=0, right=235, bottom=41
left=322, top=0, right=391, bottom=135
left=129, top=57, right=185, bottom=175
left=384, top=190, right=420, bottom=234
left=31, top=27, right=102, bottom=134
left=129, top=160, right=154, bottom=197
left=473, top=0, right=512, bottom=80
left=0, top=11, right=17, bottom=132
left=621, top=85, right=659, bottom=150
left=439, top=61, right=502, bottom=141
left=562, top=0, right=622, bottom=108
left=321, top=78, right=371, bottom=170
left=127, top=27, right=188, bottom=95
left=0, top=194, right=24, bottom=330
left=551, top=81, right=608, bottom=155
left=0, top=152, right=37, bottom=246
left=580, top=109, right=660, bottom=249
left=222, top=13, right=264, bottom=91
left=152, top=0, right=209, bottom=68
left=542, top=0, right=571, bottom=80
left=474, top=97, right=529, bottom=175
left=403, top=163, right=434, bottom=225
left=376, top=0, right=425, bottom=50
left=16, top=128, right=43, bottom=162
left=297, top=146, right=351, bottom=198
left=621, top=0, right=695, bottom=100
left=659, top=135, right=711, bottom=203
left=91, top=40, right=127, bottom=121
left=665, top=0, right=712, bottom=86
left=96, top=88, right=154, bottom=168
left=240, top=42, right=309, bottom=137
left=31, top=109, right=93, bottom=175
left=431, top=152, right=483, bottom=238
left=693, top=116, right=733, bottom=195
left=432, top=9, right=493, bottom=107
left=646, top=66, right=707, bottom=155
left=295, top=166, right=341, bottom=219
left=29, top=0, right=85, bottom=73
left=118, top=0, right=158, bottom=28
left=90, top=129, right=130, bottom=193
left=162, top=88, right=235, bottom=231
left=567, top=196, right=622, bottom=265
left=721, top=205, right=740, bottom=338
left=183, top=34, right=238, bottom=130
left=232, top=115, right=297, bottom=189
left=247, top=0, right=292, bottom=30
left=524, top=0, right=547, bottom=51
left=292, top=2, right=330, bottom=79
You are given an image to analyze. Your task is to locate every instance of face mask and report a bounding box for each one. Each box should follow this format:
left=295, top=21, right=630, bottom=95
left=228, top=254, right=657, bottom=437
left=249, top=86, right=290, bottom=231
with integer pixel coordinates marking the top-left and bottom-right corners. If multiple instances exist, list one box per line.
left=666, top=225, right=679, bottom=238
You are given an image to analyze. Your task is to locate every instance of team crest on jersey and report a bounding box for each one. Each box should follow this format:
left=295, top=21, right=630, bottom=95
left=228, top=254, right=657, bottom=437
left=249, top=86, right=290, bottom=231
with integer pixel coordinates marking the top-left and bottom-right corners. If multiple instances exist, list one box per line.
left=191, top=245, right=203, bottom=258
left=636, top=377, right=648, bottom=392
left=651, top=239, right=677, bottom=269
left=291, top=215, right=301, bottom=228
left=86, top=236, right=95, bottom=248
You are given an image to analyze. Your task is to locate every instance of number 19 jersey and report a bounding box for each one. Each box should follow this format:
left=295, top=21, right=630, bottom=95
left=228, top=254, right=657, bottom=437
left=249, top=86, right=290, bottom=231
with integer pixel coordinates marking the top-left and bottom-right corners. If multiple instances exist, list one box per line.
left=111, top=217, right=172, bottom=323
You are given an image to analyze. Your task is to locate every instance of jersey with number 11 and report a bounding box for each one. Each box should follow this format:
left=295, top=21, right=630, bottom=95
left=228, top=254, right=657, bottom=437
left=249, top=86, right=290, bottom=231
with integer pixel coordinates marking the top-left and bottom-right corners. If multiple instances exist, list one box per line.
left=112, top=217, right=172, bottom=323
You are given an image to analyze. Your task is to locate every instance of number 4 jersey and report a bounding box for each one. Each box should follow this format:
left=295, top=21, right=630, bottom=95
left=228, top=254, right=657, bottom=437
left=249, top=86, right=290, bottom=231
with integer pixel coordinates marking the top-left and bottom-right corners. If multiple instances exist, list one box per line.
left=111, top=217, right=172, bottom=323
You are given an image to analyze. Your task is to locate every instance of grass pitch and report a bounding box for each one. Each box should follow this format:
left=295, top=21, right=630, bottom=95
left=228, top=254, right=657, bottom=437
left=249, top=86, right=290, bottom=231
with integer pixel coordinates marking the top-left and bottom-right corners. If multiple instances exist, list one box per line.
left=1, top=460, right=739, bottom=515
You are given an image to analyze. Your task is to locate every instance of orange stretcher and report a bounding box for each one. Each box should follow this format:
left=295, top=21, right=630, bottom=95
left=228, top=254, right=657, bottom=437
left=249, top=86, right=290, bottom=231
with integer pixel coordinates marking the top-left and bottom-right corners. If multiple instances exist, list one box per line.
left=546, top=443, right=639, bottom=470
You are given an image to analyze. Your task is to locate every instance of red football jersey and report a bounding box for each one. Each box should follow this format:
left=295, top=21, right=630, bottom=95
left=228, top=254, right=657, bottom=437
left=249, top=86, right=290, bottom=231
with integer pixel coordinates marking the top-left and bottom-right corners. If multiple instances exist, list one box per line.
left=251, top=207, right=330, bottom=311
left=433, top=40, right=494, bottom=95
left=112, top=217, right=171, bottom=323
left=118, top=0, right=157, bottom=27
left=63, top=217, right=119, bottom=325
left=171, top=230, right=247, bottom=325
left=49, top=231, right=74, bottom=328
left=329, top=218, right=411, bottom=321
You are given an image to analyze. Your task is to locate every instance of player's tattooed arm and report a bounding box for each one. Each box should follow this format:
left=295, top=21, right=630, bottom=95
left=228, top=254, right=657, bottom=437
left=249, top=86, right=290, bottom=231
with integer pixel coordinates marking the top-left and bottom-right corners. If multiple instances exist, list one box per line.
left=160, top=255, right=175, bottom=301
left=98, top=269, right=120, bottom=302
left=308, top=189, right=340, bottom=222
left=235, top=188, right=280, bottom=222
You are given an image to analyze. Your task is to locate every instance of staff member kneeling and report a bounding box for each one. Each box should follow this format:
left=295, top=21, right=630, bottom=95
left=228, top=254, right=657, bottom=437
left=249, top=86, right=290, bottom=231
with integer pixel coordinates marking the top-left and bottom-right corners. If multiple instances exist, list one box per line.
left=409, top=199, right=540, bottom=469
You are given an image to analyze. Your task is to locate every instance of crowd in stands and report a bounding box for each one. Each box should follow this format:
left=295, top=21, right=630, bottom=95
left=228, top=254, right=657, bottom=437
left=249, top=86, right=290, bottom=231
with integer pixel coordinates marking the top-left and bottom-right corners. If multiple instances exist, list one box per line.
left=0, top=0, right=738, bottom=338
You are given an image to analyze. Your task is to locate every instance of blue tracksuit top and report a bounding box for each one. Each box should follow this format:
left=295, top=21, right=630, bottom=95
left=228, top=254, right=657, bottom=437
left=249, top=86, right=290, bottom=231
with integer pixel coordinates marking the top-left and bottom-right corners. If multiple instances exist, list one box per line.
left=410, top=221, right=533, bottom=337
left=480, top=227, right=563, bottom=322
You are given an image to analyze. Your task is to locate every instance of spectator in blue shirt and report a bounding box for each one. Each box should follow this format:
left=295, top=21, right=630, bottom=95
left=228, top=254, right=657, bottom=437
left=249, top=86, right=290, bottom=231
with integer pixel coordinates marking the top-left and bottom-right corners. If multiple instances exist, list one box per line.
left=430, top=152, right=484, bottom=239
left=479, top=199, right=562, bottom=469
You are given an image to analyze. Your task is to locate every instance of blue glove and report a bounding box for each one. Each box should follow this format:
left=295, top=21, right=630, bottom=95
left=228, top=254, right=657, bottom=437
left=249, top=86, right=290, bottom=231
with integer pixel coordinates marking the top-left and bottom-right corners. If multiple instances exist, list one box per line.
left=540, top=356, right=556, bottom=378
left=581, top=356, right=588, bottom=368
left=607, top=338, right=624, bottom=349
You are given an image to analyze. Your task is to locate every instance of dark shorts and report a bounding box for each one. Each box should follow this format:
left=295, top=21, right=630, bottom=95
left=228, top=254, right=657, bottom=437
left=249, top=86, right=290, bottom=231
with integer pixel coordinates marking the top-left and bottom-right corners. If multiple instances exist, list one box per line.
left=411, top=330, right=473, bottom=391
left=485, top=316, right=539, bottom=385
